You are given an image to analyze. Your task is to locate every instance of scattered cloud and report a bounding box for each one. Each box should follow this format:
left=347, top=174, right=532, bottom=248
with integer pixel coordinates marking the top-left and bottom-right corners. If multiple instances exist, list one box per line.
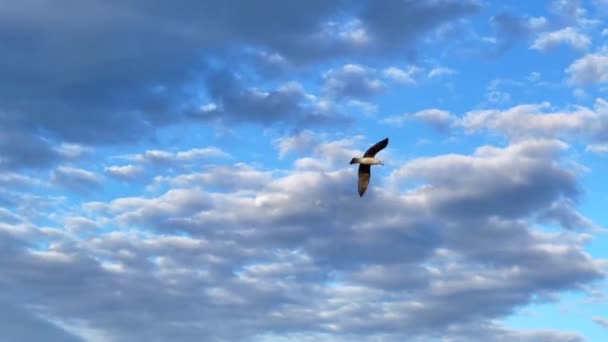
left=458, top=99, right=608, bottom=143
left=593, top=317, right=608, bottom=328
left=573, top=88, right=588, bottom=99
left=50, top=166, right=101, bottom=194
left=383, top=66, right=420, bottom=85
left=489, top=12, right=547, bottom=56
left=104, top=165, right=144, bottom=181
left=550, top=0, right=587, bottom=24
left=323, top=64, right=384, bottom=100
left=566, top=50, right=608, bottom=85
left=273, top=131, right=320, bottom=158
left=123, top=147, right=231, bottom=166
left=586, top=143, right=608, bottom=154
left=528, top=71, right=543, bottom=82
left=531, top=27, right=591, bottom=51
left=383, top=109, right=455, bottom=132
left=428, top=66, right=458, bottom=78
left=191, top=74, right=349, bottom=127
left=63, top=216, right=101, bottom=234
left=159, top=163, right=274, bottom=192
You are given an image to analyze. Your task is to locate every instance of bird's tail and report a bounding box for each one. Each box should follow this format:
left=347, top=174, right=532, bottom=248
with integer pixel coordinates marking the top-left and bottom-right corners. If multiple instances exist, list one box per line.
left=350, top=157, right=360, bottom=164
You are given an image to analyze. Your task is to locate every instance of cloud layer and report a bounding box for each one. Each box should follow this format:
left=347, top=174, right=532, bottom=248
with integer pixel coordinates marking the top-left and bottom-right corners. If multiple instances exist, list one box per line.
left=1, top=137, right=604, bottom=341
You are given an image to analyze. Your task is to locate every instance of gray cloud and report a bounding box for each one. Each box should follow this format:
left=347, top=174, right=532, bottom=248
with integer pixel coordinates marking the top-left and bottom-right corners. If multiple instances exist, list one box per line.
left=51, top=166, right=101, bottom=194
left=323, top=64, right=385, bottom=100
left=538, top=198, right=602, bottom=231
left=489, top=12, right=547, bottom=56
left=437, top=322, right=584, bottom=342
left=0, top=301, right=83, bottom=342
left=0, top=172, right=47, bottom=190
left=360, top=0, right=481, bottom=51
left=0, top=0, right=481, bottom=170
left=190, top=72, right=348, bottom=127
left=593, top=317, right=608, bottom=328
left=391, top=139, right=579, bottom=220
left=0, top=129, right=62, bottom=170
left=0, top=208, right=21, bottom=224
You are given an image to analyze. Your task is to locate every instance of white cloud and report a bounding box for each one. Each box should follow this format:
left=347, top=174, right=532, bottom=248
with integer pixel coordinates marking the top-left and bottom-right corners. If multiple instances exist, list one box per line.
left=531, top=27, right=591, bottom=51
left=566, top=51, right=608, bottom=85
left=527, top=71, right=542, bottom=82
left=347, top=99, right=378, bottom=116
left=54, top=143, right=92, bottom=159
left=123, top=146, right=231, bottom=165
left=382, top=66, right=418, bottom=85
left=63, top=216, right=101, bottom=233
left=104, top=164, right=143, bottom=180
left=428, top=66, right=457, bottom=78
left=528, top=16, right=549, bottom=30
left=485, top=89, right=512, bottom=104
left=383, top=109, right=455, bottom=132
left=338, top=19, right=370, bottom=46
left=482, top=78, right=527, bottom=105
left=458, top=99, right=608, bottom=142
left=573, top=87, right=587, bottom=99
left=175, top=147, right=231, bottom=161
left=273, top=131, right=319, bottom=158
left=161, top=163, right=274, bottom=192
left=550, top=0, right=587, bottom=22
left=586, top=143, right=608, bottom=154
left=0, top=172, right=47, bottom=189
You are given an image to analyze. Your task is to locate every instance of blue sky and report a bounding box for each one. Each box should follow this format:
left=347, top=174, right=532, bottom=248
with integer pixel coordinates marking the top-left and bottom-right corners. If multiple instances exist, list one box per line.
left=1, top=0, right=608, bottom=341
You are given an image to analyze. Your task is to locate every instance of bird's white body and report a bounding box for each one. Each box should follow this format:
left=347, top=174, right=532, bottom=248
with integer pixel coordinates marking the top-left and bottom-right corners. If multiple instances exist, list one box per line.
left=352, top=157, right=383, bottom=165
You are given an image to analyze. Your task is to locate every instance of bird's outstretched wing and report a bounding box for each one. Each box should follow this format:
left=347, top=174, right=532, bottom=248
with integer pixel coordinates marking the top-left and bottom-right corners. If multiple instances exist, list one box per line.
left=363, top=137, right=389, bottom=157
left=358, top=164, right=371, bottom=197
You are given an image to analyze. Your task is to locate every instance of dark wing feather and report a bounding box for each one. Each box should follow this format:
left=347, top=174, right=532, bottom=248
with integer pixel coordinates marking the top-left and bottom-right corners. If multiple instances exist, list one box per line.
left=358, top=164, right=371, bottom=197
left=363, top=137, right=389, bottom=157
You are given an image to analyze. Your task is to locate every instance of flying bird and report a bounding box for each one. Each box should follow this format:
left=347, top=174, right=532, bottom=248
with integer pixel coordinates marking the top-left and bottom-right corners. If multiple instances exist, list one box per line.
left=350, top=137, right=389, bottom=197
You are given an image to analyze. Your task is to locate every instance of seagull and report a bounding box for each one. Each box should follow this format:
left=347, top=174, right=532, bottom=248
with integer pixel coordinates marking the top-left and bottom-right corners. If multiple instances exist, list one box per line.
left=349, top=137, right=389, bottom=197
